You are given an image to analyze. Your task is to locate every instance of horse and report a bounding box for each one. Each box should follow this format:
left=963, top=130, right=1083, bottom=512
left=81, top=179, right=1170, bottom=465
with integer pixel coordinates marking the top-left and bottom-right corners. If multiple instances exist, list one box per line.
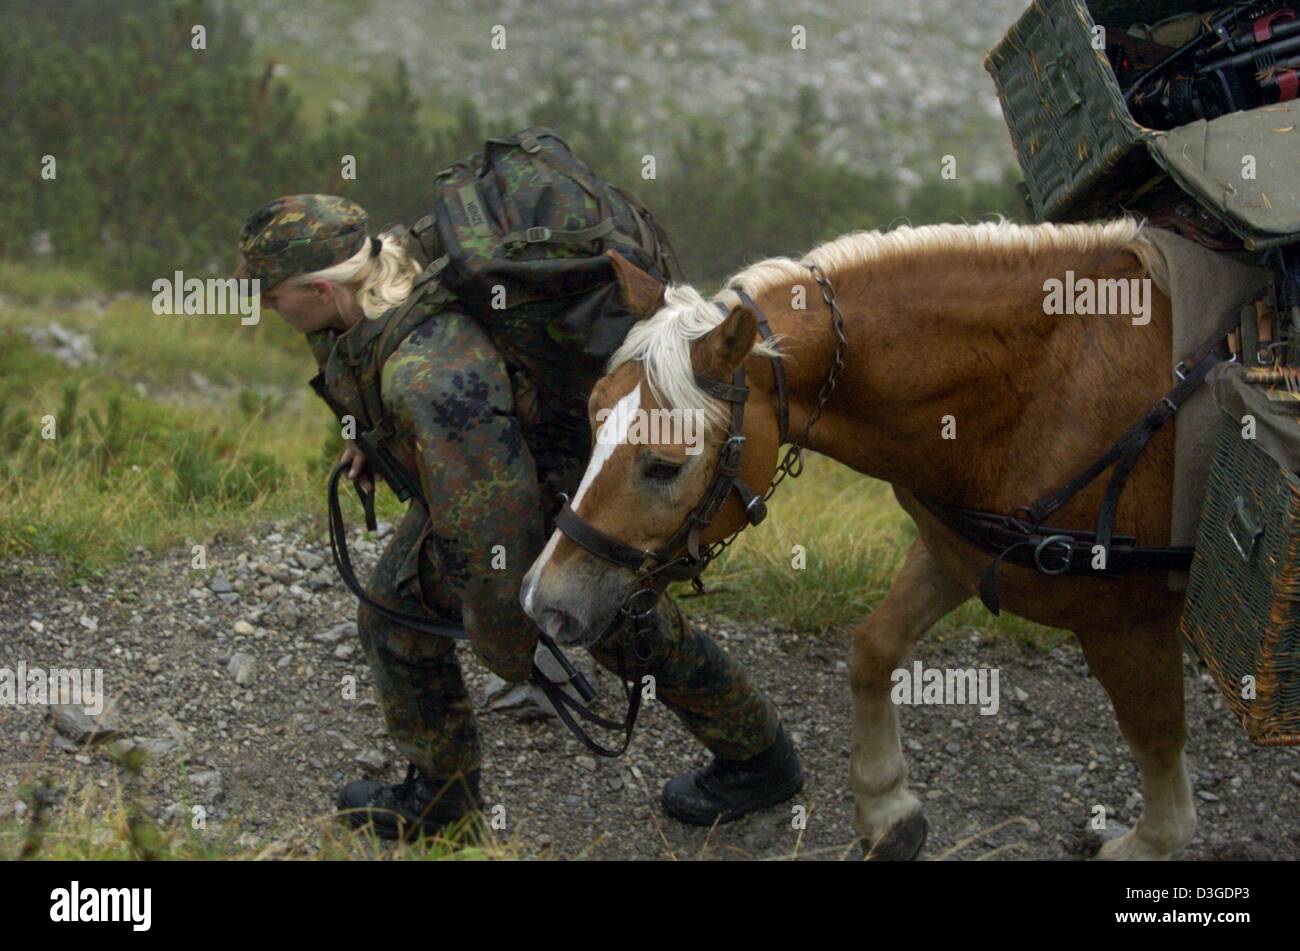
left=521, top=218, right=1203, bottom=860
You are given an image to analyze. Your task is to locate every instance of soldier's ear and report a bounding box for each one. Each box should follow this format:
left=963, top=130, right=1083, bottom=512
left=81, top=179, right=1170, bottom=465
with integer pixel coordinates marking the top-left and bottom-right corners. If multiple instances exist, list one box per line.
left=605, top=249, right=667, bottom=319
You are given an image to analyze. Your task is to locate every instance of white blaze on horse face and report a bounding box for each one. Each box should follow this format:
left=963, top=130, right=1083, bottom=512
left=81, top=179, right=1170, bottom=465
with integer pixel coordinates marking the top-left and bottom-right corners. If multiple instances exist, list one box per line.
left=572, top=384, right=641, bottom=509
left=522, top=384, right=642, bottom=617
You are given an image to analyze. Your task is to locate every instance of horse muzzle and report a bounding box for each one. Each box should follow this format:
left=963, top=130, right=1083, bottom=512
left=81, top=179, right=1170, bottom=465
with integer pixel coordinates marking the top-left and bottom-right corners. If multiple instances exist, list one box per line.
left=522, top=546, right=631, bottom=648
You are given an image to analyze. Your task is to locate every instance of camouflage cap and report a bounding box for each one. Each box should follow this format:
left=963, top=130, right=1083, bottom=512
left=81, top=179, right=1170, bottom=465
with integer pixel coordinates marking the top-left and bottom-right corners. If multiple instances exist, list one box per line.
left=235, top=194, right=369, bottom=290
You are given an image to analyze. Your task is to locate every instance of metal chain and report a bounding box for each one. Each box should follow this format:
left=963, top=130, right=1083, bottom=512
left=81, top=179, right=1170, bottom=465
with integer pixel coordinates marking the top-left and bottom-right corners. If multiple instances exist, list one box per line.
left=697, top=262, right=850, bottom=567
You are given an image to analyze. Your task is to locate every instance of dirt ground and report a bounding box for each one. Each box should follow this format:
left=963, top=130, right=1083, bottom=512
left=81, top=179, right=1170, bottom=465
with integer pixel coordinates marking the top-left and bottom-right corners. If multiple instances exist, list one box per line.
left=2, top=518, right=1297, bottom=860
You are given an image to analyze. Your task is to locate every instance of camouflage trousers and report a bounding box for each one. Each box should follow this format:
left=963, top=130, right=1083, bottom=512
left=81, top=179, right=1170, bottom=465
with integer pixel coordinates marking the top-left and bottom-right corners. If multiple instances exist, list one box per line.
left=354, top=502, right=780, bottom=780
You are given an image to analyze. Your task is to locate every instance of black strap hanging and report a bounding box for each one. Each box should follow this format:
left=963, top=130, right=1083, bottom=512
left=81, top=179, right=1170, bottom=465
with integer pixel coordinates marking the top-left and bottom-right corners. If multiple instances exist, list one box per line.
left=326, top=463, right=644, bottom=757
left=918, top=304, right=1244, bottom=614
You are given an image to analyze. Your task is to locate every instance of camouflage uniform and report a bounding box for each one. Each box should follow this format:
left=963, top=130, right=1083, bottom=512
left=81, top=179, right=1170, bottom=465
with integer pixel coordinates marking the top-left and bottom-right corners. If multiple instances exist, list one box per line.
left=240, top=194, right=780, bottom=785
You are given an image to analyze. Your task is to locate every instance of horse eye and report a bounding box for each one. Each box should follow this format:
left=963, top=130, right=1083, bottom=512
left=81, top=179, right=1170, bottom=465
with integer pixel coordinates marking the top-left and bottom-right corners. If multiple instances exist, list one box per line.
left=643, top=459, right=683, bottom=482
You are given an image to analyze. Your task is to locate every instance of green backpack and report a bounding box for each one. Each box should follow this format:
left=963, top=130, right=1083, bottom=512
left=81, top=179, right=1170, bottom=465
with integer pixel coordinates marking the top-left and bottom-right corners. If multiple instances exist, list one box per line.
left=403, top=125, right=681, bottom=360
left=311, top=127, right=682, bottom=509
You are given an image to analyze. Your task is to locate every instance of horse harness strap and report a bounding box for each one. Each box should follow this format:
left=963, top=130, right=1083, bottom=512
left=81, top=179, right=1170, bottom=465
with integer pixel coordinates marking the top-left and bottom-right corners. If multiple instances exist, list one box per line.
left=736, top=287, right=791, bottom=446
left=916, top=304, right=1243, bottom=615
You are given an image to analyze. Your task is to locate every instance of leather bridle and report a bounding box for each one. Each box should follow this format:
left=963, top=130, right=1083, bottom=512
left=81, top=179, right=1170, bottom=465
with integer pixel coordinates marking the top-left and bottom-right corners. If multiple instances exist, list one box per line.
left=554, top=288, right=781, bottom=585
left=551, top=266, right=848, bottom=656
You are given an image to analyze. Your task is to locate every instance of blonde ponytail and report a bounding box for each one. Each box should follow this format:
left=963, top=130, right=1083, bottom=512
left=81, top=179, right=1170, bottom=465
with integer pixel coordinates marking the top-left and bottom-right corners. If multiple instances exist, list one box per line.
left=289, top=232, right=422, bottom=319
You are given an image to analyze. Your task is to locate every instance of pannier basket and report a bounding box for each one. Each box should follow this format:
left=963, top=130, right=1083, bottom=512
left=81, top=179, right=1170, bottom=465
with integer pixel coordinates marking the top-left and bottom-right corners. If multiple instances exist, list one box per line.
left=1179, top=403, right=1300, bottom=745
left=985, top=0, right=1300, bottom=249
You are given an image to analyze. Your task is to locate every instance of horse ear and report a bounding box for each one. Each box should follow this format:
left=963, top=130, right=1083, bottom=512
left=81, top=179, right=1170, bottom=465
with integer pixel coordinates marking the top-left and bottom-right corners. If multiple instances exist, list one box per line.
left=606, top=249, right=666, bottom=319
left=693, top=299, right=757, bottom=380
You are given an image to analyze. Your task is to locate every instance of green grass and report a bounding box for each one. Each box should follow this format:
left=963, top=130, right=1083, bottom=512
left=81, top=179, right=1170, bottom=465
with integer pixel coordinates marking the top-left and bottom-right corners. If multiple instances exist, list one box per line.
left=0, top=260, right=105, bottom=301
left=1, top=759, right=513, bottom=861
left=0, top=263, right=405, bottom=579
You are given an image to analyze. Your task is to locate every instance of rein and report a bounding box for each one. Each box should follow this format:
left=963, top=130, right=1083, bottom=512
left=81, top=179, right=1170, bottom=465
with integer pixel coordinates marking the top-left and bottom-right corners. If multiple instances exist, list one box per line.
left=325, top=463, right=644, bottom=758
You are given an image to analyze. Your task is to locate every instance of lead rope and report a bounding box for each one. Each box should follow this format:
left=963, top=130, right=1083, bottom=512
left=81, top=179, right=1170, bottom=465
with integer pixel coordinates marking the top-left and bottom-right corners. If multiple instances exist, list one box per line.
left=327, top=462, right=641, bottom=757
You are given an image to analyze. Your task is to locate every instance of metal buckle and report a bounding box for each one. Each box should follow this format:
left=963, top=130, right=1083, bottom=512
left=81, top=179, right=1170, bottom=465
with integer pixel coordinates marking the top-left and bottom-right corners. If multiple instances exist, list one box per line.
left=1033, top=534, right=1074, bottom=575
left=525, top=226, right=551, bottom=243
left=1174, top=360, right=1188, bottom=381
left=720, top=435, right=745, bottom=469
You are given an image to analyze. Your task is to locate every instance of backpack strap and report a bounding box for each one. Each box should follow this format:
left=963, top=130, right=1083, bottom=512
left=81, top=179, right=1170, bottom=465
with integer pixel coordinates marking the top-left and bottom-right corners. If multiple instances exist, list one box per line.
left=372, top=270, right=450, bottom=386
left=500, top=218, right=619, bottom=252
left=614, top=186, right=684, bottom=283
left=353, top=273, right=453, bottom=498
left=517, top=128, right=617, bottom=224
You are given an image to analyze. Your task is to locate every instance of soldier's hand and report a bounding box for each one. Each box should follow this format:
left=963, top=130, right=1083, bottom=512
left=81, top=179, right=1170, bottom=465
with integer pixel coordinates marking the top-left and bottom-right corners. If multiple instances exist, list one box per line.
left=339, top=444, right=374, bottom=494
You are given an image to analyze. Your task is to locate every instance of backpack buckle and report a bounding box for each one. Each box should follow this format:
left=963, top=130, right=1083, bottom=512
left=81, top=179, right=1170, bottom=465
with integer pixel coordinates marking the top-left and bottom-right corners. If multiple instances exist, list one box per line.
left=520, top=133, right=543, bottom=154
left=525, top=226, right=551, bottom=243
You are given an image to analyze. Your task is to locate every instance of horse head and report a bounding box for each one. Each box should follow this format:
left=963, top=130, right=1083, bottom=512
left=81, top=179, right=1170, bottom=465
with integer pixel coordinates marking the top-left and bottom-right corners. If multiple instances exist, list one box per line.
left=520, top=252, right=784, bottom=647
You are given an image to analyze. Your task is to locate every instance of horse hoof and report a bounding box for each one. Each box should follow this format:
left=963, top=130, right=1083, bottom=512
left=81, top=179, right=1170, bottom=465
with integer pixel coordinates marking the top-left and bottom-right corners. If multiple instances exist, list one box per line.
left=862, top=811, right=928, bottom=861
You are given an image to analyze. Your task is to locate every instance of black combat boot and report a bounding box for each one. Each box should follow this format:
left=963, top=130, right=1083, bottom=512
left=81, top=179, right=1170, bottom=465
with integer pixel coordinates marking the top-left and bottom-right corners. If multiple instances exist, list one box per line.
left=661, top=724, right=804, bottom=825
left=337, top=764, right=483, bottom=841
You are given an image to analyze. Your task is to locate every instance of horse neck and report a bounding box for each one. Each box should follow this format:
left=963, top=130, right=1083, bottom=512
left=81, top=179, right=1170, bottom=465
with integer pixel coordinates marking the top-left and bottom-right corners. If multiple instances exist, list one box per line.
left=746, top=247, right=1170, bottom=508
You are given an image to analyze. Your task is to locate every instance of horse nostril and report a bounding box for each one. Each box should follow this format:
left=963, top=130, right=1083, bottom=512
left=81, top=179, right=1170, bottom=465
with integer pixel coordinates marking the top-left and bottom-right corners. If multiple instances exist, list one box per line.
left=540, top=608, right=583, bottom=645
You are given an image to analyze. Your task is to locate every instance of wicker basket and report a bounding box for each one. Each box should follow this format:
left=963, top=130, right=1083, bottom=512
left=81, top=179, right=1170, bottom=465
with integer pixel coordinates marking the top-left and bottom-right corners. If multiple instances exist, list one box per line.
left=1180, top=409, right=1300, bottom=745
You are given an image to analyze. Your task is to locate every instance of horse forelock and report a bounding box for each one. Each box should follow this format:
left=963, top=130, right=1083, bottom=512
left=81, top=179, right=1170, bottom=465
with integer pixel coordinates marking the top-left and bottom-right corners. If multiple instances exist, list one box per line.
left=607, top=283, right=780, bottom=433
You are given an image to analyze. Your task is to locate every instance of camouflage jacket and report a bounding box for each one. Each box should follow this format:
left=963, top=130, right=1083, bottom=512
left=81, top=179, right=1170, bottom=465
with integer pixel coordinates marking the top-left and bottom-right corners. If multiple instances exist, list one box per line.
left=306, top=287, right=601, bottom=682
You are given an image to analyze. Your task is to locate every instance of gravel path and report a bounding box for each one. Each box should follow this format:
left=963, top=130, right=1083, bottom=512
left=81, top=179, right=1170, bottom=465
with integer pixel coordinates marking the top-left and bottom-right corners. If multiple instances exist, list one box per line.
left=2, top=519, right=1297, bottom=860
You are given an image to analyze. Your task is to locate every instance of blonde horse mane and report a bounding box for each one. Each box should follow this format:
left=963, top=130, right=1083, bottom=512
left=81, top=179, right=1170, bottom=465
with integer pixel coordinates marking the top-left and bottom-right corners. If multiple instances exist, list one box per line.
left=609, top=218, right=1163, bottom=431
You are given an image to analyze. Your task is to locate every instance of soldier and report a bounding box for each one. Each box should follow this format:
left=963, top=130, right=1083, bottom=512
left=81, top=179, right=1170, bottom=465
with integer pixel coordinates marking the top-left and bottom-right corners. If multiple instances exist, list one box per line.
left=234, top=193, right=803, bottom=841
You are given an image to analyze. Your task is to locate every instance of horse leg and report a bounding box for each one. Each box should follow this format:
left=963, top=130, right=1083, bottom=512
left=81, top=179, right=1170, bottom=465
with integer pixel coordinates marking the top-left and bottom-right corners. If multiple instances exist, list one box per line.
left=850, top=536, right=969, bottom=859
left=1075, top=625, right=1196, bottom=860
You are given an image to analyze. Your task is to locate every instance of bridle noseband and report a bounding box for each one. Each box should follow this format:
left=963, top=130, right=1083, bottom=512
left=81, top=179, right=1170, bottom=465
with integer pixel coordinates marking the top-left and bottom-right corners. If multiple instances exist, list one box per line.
left=552, top=267, right=848, bottom=651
